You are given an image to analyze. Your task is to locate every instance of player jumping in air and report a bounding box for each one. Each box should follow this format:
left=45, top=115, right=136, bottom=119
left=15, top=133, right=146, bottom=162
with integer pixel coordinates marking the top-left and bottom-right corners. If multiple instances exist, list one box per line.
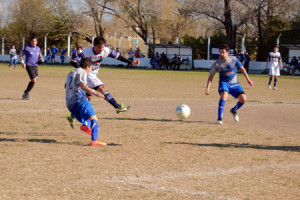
left=65, top=58, right=106, bottom=146
left=266, top=45, right=282, bottom=90
left=205, top=44, right=254, bottom=125
left=66, top=36, right=140, bottom=129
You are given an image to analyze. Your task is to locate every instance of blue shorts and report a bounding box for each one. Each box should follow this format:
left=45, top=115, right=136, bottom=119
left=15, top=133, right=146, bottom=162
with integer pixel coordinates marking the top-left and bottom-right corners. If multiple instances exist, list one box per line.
left=51, top=55, right=56, bottom=59
left=11, top=59, right=18, bottom=63
left=67, top=100, right=95, bottom=123
left=218, top=81, right=245, bottom=98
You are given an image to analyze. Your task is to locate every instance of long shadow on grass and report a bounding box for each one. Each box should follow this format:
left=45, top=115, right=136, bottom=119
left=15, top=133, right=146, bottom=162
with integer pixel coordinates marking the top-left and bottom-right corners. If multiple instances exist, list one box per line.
left=102, top=117, right=212, bottom=124
left=0, top=137, right=121, bottom=147
left=164, top=142, right=300, bottom=152
left=0, top=138, right=56, bottom=143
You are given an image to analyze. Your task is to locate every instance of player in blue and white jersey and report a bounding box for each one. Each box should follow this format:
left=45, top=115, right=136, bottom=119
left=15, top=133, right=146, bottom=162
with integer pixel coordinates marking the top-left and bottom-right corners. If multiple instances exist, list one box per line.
left=266, top=46, right=282, bottom=90
left=8, top=45, right=18, bottom=70
left=19, top=35, right=44, bottom=100
left=205, top=44, right=254, bottom=125
left=66, top=36, right=140, bottom=129
left=65, top=57, right=106, bottom=146
left=50, top=45, right=59, bottom=64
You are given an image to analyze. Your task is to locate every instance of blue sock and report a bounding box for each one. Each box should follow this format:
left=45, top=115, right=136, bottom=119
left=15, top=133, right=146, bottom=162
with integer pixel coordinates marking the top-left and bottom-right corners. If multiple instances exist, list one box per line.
left=83, top=119, right=91, bottom=127
left=103, top=92, right=121, bottom=109
left=232, top=101, right=244, bottom=112
left=91, top=119, right=99, bottom=141
left=218, top=99, right=226, bottom=120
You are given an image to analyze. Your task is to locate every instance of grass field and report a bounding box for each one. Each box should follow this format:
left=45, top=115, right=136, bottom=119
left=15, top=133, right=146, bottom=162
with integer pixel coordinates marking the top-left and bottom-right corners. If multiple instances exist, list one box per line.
left=0, top=63, right=299, bottom=200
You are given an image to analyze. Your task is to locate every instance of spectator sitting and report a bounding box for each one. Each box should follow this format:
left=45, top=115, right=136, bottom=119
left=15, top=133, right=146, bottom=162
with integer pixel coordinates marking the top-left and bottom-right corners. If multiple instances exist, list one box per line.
left=291, top=56, right=300, bottom=76
left=289, top=56, right=298, bottom=75
left=160, top=52, right=169, bottom=69
left=172, top=55, right=183, bottom=70
left=167, top=54, right=178, bottom=70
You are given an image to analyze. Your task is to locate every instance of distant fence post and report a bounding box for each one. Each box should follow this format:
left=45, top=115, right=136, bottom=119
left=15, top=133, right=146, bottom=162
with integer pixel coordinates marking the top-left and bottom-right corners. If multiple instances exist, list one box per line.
left=67, top=32, right=71, bottom=57
left=2, top=34, right=5, bottom=55
left=146, top=34, right=150, bottom=58
left=207, top=37, right=210, bottom=60
left=22, top=35, right=25, bottom=51
left=44, top=33, right=48, bottom=56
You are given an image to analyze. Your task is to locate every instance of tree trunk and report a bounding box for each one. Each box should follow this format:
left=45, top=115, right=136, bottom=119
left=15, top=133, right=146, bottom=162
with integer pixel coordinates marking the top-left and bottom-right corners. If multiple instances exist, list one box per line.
left=223, top=0, right=236, bottom=47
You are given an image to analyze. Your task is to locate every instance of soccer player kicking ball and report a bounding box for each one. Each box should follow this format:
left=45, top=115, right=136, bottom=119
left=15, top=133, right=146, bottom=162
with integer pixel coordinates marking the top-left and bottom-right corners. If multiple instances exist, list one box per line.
left=266, top=45, right=282, bottom=90
left=66, top=36, right=140, bottom=129
left=205, top=44, right=254, bottom=125
left=65, top=58, right=106, bottom=146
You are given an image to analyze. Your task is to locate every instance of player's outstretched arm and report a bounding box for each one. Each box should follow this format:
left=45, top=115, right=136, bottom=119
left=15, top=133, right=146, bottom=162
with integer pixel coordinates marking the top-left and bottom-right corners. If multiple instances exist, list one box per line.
left=80, top=83, right=104, bottom=98
left=240, top=67, right=254, bottom=86
left=205, top=74, right=214, bottom=95
left=117, top=55, right=140, bottom=66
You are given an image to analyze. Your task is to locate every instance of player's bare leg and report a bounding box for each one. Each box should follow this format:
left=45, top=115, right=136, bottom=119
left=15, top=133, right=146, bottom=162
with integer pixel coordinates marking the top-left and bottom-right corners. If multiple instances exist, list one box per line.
left=230, top=94, right=247, bottom=122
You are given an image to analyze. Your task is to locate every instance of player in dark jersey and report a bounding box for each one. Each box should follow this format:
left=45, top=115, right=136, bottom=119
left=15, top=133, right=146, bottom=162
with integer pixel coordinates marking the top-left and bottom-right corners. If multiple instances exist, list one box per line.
left=20, top=35, right=44, bottom=100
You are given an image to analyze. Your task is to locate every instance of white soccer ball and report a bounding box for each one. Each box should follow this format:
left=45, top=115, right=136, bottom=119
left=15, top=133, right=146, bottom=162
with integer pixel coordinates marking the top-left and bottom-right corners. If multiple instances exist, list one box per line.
left=175, top=104, right=191, bottom=120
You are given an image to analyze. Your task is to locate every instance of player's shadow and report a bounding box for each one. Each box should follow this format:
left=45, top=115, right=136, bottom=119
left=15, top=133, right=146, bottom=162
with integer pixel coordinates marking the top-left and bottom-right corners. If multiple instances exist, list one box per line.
left=101, top=117, right=211, bottom=124
left=0, top=137, right=122, bottom=147
left=0, top=138, right=57, bottom=143
left=164, top=142, right=300, bottom=152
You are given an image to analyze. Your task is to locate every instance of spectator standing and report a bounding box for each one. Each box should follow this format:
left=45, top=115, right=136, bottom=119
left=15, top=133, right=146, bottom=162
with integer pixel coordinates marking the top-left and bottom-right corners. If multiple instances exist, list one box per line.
left=51, top=45, right=59, bottom=64
left=77, top=47, right=83, bottom=54
left=19, top=35, right=44, bottom=100
left=8, top=45, right=18, bottom=70
left=71, top=46, right=77, bottom=59
left=45, top=47, right=51, bottom=64
left=127, top=48, right=135, bottom=68
left=244, top=52, right=250, bottom=73
left=60, top=47, right=67, bottom=65
left=135, top=47, right=143, bottom=58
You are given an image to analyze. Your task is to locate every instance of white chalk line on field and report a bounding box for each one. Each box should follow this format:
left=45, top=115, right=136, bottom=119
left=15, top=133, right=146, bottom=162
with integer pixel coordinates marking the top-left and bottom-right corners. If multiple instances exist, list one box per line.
left=107, top=162, right=300, bottom=199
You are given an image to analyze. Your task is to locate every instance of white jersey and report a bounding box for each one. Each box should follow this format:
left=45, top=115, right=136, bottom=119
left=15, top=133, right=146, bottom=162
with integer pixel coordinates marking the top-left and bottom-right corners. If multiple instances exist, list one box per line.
left=268, top=51, right=282, bottom=65
left=73, top=46, right=120, bottom=75
left=10, top=49, right=17, bottom=59
left=65, top=67, right=88, bottom=106
left=267, top=51, right=282, bottom=76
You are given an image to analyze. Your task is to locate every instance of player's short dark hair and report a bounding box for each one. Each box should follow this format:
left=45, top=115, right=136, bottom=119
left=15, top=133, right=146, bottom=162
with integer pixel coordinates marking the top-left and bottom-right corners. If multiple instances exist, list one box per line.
left=80, top=58, right=93, bottom=68
left=30, top=34, right=38, bottom=41
left=219, top=44, right=230, bottom=52
left=274, top=45, right=279, bottom=49
left=94, top=36, right=106, bottom=46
